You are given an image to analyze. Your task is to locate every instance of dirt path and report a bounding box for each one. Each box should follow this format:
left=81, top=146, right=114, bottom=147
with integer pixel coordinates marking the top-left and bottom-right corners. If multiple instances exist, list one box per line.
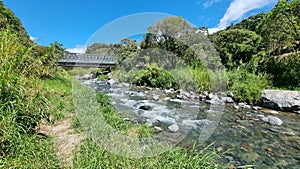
left=37, top=114, right=83, bottom=168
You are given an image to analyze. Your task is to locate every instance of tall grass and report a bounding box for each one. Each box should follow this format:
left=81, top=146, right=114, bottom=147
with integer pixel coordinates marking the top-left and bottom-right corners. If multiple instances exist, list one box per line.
left=73, top=140, right=226, bottom=169
left=72, top=84, right=226, bottom=168
left=226, top=66, right=270, bottom=104
left=0, top=30, right=65, bottom=168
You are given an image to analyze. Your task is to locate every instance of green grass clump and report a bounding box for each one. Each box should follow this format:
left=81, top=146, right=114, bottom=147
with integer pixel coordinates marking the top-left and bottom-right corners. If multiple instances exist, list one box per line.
left=73, top=140, right=226, bottom=169
left=0, top=134, right=60, bottom=168
left=131, top=64, right=179, bottom=90
left=0, top=29, right=72, bottom=168
left=226, top=66, right=270, bottom=104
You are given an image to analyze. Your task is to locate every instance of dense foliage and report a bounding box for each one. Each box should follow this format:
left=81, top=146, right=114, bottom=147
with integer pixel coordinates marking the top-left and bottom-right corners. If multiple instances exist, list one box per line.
left=0, top=2, right=67, bottom=167
left=131, top=65, right=179, bottom=89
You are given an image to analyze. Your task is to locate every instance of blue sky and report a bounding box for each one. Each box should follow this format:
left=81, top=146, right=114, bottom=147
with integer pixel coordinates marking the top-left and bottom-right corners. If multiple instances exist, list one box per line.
left=3, top=0, right=277, bottom=53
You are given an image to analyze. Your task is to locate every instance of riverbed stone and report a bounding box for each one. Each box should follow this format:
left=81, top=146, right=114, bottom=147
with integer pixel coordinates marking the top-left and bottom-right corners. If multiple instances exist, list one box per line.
left=260, top=89, right=300, bottom=111
left=240, top=152, right=260, bottom=163
left=154, top=126, right=163, bottom=132
left=168, top=124, right=179, bottom=132
left=261, top=115, right=283, bottom=126
left=222, top=96, right=234, bottom=103
left=139, top=105, right=151, bottom=111
left=82, top=73, right=93, bottom=80
left=107, top=79, right=116, bottom=85
left=151, top=95, right=160, bottom=101
left=206, top=95, right=225, bottom=105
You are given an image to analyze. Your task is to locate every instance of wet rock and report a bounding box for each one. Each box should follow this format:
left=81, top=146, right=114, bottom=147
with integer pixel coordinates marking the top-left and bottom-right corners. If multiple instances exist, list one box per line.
left=260, top=89, right=300, bottom=111
left=232, top=125, right=247, bottom=130
left=240, top=152, right=260, bottom=163
left=123, top=118, right=130, bottom=121
left=139, top=105, right=151, bottom=111
left=281, top=131, right=296, bottom=136
left=222, top=96, right=234, bottom=103
left=261, top=109, right=279, bottom=115
left=233, top=104, right=240, bottom=110
left=107, top=79, right=116, bottom=85
left=164, top=88, right=174, bottom=94
left=182, top=120, right=198, bottom=129
left=176, top=94, right=184, bottom=99
left=206, top=95, right=225, bottom=105
left=154, top=126, right=163, bottom=132
left=170, top=99, right=184, bottom=103
left=238, top=102, right=246, bottom=108
left=82, top=73, right=94, bottom=80
left=294, top=110, right=300, bottom=114
left=252, top=106, right=262, bottom=110
left=261, top=115, right=283, bottom=126
left=206, top=93, right=214, bottom=100
left=168, top=124, right=179, bottom=132
left=244, top=105, right=251, bottom=109
left=162, top=97, right=171, bottom=101
left=152, top=95, right=160, bottom=101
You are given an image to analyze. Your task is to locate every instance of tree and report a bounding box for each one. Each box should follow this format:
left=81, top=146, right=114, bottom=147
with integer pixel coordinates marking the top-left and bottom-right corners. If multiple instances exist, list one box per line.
left=141, top=16, right=220, bottom=68
left=257, top=0, right=300, bottom=55
left=214, top=29, right=262, bottom=69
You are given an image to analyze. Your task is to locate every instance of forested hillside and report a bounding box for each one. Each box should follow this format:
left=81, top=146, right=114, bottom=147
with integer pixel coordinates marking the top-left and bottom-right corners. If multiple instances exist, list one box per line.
left=212, top=0, right=299, bottom=89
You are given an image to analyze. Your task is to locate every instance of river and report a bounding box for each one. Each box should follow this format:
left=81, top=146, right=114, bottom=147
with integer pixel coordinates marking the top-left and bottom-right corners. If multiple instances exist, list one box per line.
left=80, top=77, right=300, bottom=168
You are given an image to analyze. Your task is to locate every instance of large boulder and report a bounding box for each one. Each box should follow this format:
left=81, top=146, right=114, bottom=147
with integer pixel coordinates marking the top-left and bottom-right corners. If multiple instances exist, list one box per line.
left=260, top=90, right=300, bottom=111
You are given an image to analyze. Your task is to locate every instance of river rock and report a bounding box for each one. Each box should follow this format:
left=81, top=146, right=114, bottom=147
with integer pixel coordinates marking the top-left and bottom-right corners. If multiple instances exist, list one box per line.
left=154, top=126, right=163, bottom=132
left=164, top=88, right=174, bottom=94
left=260, top=90, right=300, bottom=111
left=206, top=95, right=225, bottom=105
left=222, top=96, right=234, bottom=103
left=139, top=105, right=151, bottom=110
left=107, top=79, right=116, bottom=85
left=168, top=124, right=179, bottom=132
left=261, top=115, right=283, bottom=126
left=151, top=95, right=160, bottom=101
left=206, top=93, right=214, bottom=100
left=82, top=73, right=94, bottom=80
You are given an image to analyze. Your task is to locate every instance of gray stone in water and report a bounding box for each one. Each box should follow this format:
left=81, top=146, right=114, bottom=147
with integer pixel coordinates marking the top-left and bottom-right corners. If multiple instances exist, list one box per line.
left=152, top=95, right=160, bottom=101
left=222, top=96, right=234, bottom=103
left=82, top=74, right=93, bottom=80
left=261, top=115, right=283, bottom=126
left=206, top=93, right=214, bottom=100
left=164, top=88, right=174, bottom=94
left=168, top=124, right=179, bottom=132
left=233, top=104, right=240, bottom=110
left=139, top=105, right=151, bottom=111
left=154, top=126, right=163, bottom=132
left=107, top=79, right=116, bottom=85
left=260, top=89, right=300, bottom=111
left=244, top=105, right=251, bottom=109
left=252, top=106, right=261, bottom=110
left=206, top=95, right=225, bottom=105
left=238, top=102, right=246, bottom=107
left=162, top=97, right=171, bottom=101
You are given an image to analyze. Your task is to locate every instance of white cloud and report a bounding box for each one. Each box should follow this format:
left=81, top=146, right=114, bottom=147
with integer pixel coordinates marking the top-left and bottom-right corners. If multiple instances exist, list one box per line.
left=30, top=36, right=38, bottom=42
left=66, top=45, right=87, bottom=54
left=203, top=0, right=221, bottom=8
left=208, top=27, right=221, bottom=34
left=217, top=0, right=276, bottom=29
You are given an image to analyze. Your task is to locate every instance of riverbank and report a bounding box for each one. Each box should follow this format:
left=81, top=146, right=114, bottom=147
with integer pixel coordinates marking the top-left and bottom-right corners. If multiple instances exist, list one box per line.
left=77, top=70, right=300, bottom=168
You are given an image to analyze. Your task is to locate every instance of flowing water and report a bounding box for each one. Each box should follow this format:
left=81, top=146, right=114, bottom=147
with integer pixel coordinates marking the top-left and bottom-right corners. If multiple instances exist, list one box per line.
left=82, top=78, right=300, bottom=168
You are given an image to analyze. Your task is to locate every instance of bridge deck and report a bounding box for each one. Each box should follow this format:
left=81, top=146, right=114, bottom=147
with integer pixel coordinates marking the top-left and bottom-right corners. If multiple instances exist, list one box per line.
left=57, top=53, right=116, bottom=68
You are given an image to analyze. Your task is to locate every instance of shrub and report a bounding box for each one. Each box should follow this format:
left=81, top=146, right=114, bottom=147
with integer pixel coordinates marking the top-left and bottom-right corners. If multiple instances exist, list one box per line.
left=226, top=66, right=270, bottom=104
left=131, top=65, right=179, bottom=89
left=169, top=67, right=198, bottom=91
left=262, top=52, right=300, bottom=89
